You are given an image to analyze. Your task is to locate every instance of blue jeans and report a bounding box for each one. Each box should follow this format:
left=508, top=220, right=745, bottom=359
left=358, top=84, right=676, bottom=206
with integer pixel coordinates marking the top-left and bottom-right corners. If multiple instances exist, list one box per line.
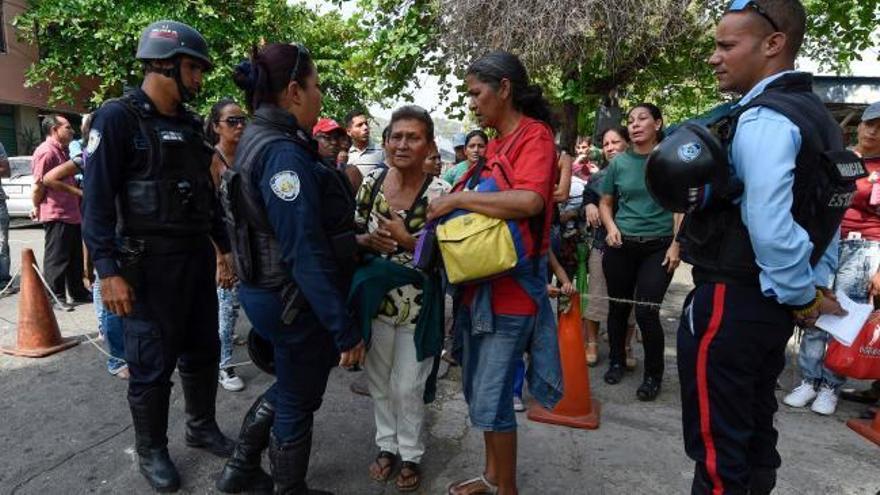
left=798, top=238, right=880, bottom=390
left=217, top=286, right=239, bottom=369
left=0, top=200, right=10, bottom=284
left=92, top=275, right=126, bottom=374
left=513, top=357, right=525, bottom=398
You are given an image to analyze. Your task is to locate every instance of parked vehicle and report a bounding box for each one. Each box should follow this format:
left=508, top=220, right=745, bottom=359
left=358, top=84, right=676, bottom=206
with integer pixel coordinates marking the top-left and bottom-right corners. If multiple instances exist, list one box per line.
left=3, top=156, right=34, bottom=219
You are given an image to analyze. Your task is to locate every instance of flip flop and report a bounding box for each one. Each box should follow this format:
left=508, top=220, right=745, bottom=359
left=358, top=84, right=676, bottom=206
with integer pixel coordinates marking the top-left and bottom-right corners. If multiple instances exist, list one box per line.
left=369, top=451, right=397, bottom=482
left=446, top=474, right=498, bottom=494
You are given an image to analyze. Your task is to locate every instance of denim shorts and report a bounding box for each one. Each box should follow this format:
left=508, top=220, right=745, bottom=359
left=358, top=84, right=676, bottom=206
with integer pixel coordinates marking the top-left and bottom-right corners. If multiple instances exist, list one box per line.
left=459, top=308, right=534, bottom=432
left=835, top=239, right=880, bottom=304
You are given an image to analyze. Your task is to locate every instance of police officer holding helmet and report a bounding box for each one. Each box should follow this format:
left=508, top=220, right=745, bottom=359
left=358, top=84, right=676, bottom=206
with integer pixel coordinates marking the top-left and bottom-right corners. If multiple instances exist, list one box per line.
left=214, top=43, right=364, bottom=494
left=83, top=20, right=235, bottom=492
left=646, top=1, right=860, bottom=493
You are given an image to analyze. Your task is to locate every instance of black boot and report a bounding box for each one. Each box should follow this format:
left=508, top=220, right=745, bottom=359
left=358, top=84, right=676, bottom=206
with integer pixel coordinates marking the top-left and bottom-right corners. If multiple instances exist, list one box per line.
left=269, top=432, right=333, bottom=495
left=216, top=395, right=275, bottom=493
left=179, top=367, right=235, bottom=457
left=130, top=387, right=181, bottom=493
left=748, top=467, right=776, bottom=495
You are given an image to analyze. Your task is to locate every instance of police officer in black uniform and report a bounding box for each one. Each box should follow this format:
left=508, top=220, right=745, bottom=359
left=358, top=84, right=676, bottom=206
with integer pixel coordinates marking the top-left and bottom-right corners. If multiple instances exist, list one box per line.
left=645, top=1, right=861, bottom=493
left=214, top=43, right=365, bottom=495
left=82, top=20, right=235, bottom=493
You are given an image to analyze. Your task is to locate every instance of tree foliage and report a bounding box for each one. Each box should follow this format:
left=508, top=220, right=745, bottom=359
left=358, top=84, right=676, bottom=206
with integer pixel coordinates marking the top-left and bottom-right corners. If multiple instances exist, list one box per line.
left=437, top=0, right=880, bottom=147
left=13, top=0, right=438, bottom=118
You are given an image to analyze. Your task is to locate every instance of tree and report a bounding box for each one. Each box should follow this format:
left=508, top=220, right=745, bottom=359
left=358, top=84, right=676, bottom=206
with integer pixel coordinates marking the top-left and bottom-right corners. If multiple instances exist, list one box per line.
left=438, top=0, right=880, bottom=148
left=12, top=0, right=439, bottom=118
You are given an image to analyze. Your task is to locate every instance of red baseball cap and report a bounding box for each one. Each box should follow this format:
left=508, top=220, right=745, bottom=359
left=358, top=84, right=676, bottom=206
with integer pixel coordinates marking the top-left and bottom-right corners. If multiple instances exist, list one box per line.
left=312, top=118, right=344, bottom=136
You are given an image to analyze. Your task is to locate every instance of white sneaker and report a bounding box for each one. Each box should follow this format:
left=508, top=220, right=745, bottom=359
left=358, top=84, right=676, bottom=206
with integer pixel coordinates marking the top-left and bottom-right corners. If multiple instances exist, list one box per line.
left=810, top=385, right=838, bottom=415
left=513, top=396, right=526, bottom=412
left=783, top=380, right=817, bottom=408
left=219, top=367, right=245, bottom=392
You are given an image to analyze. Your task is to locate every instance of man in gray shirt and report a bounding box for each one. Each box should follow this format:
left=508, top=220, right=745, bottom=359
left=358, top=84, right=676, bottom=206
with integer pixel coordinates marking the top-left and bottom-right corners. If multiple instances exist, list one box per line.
left=344, top=109, right=385, bottom=176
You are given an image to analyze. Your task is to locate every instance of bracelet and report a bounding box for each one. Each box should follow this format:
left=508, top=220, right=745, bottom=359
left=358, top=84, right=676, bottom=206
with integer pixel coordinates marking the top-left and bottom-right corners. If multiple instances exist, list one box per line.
left=792, top=290, right=823, bottom=318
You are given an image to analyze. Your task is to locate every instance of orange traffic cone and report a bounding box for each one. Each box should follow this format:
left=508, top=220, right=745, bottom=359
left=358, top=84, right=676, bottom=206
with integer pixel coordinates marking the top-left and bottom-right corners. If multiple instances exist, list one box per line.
left=528, top=292, right=600, bottom=429
left=0, top=248, right=78, bottom=357
left=847, top=409, right=880, bottom=447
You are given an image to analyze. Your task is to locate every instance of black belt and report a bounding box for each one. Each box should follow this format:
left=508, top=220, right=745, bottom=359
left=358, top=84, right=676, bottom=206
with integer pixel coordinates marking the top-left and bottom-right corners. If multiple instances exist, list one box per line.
left=621, top=235, right=673, bottom=244
left=123, top=234, right=209, bottom=255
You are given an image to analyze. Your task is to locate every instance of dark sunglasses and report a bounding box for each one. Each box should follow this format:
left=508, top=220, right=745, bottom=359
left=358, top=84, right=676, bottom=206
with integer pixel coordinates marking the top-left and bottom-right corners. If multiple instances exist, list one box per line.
left=219, top=116, right=247, bottom=127
left=727, top=0, right=780, bottom=32
left=290, top=43, right=311, bottom=83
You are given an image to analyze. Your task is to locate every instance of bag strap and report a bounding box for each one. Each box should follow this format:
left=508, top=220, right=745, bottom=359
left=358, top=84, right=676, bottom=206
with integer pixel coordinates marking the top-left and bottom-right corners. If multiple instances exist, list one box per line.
left=366, top=168, right=389, bottom=221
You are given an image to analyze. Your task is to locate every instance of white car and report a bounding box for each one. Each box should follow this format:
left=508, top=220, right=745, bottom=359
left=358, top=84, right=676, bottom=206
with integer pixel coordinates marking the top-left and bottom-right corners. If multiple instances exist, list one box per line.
left=3, top=156, right=34, bottom=218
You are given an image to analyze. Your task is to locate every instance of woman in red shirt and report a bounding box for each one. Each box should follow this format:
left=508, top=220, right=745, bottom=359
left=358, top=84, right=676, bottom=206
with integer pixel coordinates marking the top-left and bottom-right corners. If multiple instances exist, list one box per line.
left=428, top=51, right=561, bottom=495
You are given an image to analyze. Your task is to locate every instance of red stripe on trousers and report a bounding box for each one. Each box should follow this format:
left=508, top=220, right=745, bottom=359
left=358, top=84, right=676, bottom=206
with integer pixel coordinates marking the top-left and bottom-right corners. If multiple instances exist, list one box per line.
left=697, top=283, right=726, bottom=495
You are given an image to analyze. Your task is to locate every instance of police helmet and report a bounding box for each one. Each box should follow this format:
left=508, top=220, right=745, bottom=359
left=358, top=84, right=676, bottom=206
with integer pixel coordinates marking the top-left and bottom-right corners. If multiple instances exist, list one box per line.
left=247, top=329, right=275, bottom=376
left=136, top=20, right=212, bottom=70
left=645, top=122, right=728, bottom=213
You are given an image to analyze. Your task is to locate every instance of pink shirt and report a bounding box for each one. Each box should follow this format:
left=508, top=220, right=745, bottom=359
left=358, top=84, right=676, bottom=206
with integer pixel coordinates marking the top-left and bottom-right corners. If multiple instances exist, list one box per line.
left=32, top=137, right=81, bottom=224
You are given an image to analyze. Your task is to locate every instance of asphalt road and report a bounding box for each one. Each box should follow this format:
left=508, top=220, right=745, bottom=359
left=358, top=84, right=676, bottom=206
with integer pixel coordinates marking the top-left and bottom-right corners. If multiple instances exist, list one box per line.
left=0, top=227, right=878, bottom=494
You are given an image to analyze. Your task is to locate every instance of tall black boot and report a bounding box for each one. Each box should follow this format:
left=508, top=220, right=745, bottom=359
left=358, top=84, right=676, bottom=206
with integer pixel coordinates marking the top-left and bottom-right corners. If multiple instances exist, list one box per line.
left=748, top=467, right=777, bottom=495
left=269, top=432, right=333, bottom=495
left=216, top=394, right=275, bottom=493
left=130, top=387, right=180, bottom=493
left=179, top=366, right=235, bottom=457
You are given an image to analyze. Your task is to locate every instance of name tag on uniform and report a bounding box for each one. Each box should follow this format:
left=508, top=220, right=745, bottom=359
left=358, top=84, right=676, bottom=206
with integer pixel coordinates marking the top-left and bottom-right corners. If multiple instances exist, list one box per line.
left=159, top=130, right=186, bottom=143
left=825, top=150, right=867, bottom=181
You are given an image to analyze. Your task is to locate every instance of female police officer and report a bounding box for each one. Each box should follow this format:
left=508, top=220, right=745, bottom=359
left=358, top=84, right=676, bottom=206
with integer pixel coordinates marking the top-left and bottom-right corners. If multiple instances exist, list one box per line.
left=215, top=43, right=365, bottom=495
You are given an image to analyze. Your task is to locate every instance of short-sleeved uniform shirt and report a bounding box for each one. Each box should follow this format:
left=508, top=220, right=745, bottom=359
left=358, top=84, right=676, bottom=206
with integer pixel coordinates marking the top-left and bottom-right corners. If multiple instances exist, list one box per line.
left=462, top=116, right=558, bottom=316
left=355, top=168, right=451, bottom=327
left=600, top=149, right=672, bottom=237
left=32, top=137, right=81, bottom=224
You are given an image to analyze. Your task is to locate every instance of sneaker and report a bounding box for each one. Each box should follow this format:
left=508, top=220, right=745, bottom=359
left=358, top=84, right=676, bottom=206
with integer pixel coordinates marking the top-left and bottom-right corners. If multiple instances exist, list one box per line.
left=513, top=396, right=526, bottom=412
left=811, top=385, right=839, bottom=415
left=783, top=380, right=817, bottom=408
left=218, top=367, right=245, bottom=392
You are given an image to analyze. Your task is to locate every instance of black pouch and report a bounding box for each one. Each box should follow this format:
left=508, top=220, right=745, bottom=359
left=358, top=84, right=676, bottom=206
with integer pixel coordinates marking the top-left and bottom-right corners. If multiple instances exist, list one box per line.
left=118, top=237, right=145, bottom=291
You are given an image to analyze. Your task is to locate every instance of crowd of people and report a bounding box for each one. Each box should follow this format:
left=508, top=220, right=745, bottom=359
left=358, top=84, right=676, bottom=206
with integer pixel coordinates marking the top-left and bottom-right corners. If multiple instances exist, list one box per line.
left=7, top=0, right=878, bottom=493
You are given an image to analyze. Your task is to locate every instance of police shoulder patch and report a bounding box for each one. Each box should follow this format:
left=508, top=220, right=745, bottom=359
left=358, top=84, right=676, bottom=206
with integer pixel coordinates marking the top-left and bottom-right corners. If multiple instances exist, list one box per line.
left=86, top=129, right=102, bottom=155
left=270, top=171, right=301, bottom=202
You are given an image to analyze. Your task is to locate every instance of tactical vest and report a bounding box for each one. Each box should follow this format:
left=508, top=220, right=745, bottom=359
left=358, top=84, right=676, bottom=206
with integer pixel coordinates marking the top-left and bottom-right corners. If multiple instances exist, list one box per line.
left=220, top=109, right=358, bottom=290
left=115, top=94, right=216, bottom=238
left=681, top=72, right=865, bottom=286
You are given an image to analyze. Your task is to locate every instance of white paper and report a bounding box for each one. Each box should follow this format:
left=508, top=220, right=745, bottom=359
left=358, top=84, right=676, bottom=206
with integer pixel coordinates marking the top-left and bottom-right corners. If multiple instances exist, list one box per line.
left=815, top=290, right=874, bottom=347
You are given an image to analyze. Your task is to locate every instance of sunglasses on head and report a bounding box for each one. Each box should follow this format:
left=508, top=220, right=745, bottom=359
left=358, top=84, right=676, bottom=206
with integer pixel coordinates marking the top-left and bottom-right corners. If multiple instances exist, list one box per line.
left=220, top=116, right=247, bottom=127
left=727, top=0, right=780, bottom=32
left=290, top=43, right=311, bottom=83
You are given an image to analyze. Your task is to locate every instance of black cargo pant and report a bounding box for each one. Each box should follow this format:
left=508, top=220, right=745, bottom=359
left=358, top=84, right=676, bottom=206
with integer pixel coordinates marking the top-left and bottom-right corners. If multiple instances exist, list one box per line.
left=678, top=282, right=793, bottom=495
left=123, top=237, right=220, bottom=402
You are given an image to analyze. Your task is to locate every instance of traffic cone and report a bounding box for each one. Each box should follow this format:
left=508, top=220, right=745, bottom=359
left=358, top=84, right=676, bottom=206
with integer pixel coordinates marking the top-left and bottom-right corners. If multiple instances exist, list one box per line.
left=0, top=248, right=78, bottom=357
left=847, top=409, right=880, bottom=447
left=528, top=292, right=600, bottom=429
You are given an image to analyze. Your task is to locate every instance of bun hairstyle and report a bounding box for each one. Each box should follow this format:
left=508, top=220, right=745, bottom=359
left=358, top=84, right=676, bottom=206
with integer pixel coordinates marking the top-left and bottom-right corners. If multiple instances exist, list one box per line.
left=233, top=43, right=314, bottom=112
left=466, top=51, right=556, bottom=131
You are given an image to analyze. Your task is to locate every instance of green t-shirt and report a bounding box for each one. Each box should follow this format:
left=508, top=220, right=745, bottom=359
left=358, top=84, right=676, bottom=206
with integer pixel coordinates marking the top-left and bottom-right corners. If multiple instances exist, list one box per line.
left=600, top=150, right=673, bottom=237
left=441, top=160, right=469, bottom=186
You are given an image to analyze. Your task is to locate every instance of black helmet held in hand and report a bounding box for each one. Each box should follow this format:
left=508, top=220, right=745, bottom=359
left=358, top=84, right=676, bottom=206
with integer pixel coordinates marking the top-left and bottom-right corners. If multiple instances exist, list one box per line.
left=645, top=122, right=730, bottom=213
left=136, top=20, right=212, bottom=70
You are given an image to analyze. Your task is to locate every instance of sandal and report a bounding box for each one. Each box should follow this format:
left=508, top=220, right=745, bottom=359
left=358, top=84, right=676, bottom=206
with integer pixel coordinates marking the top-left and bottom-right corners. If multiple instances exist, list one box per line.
left=447, top=474, right=498, bottom=494
left=369, top=450, right=397, bottom=482
left=396, top=461, right=420, bottom=492
left=585, top=342, right=599, bottom=367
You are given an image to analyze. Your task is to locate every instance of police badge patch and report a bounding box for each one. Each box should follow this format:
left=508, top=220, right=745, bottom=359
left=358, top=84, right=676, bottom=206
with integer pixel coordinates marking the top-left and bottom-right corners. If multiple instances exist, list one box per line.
left=270, top=171, right=301, bottom=202
left=677, top=142, right=702, bottom=163
left=86, top=129, right=102, bottom=154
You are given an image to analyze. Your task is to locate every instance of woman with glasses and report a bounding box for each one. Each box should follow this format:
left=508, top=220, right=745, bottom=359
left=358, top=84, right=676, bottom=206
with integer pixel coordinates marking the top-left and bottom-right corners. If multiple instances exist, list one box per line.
left=216, top=43, right=364, bottom=494
left=206, top=99, right=247, bottom=393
